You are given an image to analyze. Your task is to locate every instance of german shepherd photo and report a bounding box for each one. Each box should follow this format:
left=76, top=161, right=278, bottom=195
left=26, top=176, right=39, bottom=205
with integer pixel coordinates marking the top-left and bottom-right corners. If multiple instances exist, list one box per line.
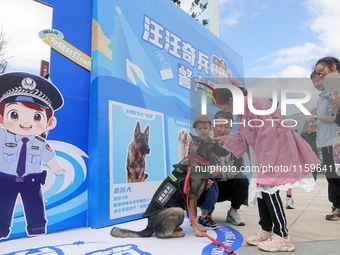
left=111, top=135, right=229, bottom=238
left=126, top=121, right=150, bottom=183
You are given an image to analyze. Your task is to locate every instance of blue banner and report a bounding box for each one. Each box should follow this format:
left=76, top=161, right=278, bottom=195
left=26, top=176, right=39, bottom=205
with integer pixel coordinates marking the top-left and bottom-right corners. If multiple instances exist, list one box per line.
left=89, top=0, right=244, bottom=227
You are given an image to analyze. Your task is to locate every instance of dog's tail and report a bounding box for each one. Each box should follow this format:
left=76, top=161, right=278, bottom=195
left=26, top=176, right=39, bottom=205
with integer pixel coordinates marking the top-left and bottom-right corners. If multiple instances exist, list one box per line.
left=110, top=226, right=154, bottom=238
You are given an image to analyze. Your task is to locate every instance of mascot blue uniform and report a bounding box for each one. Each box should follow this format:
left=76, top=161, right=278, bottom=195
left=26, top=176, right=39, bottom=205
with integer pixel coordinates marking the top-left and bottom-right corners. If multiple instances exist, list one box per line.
left=0, top=72, right=63, bottom=239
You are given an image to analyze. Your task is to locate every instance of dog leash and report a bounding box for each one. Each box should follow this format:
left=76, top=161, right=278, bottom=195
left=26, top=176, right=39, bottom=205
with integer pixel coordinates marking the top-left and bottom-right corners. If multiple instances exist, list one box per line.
left=183, top=154, right=209, bottom=193
left=184, top=160, right=236, bottom=255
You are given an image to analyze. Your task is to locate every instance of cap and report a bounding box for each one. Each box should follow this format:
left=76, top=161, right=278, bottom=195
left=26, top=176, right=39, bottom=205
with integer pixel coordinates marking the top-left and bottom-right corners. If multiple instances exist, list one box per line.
left=0, top=72, right=63, bottom=111
left=193, top=115, right=211, bottom=128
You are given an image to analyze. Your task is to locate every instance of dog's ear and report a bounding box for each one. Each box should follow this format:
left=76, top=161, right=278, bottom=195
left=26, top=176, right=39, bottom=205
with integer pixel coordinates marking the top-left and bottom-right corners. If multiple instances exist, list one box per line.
left=178, top=130, right=181, bottom=141
left=144, top=125, right=150, bottom=139
left=134, top=121, right=141, bottom=138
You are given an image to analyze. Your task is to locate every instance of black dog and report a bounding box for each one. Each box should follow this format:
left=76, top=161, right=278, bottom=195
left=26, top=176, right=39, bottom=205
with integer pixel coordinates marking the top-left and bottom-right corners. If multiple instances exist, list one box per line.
left=111, top=135, right=228, bottom=238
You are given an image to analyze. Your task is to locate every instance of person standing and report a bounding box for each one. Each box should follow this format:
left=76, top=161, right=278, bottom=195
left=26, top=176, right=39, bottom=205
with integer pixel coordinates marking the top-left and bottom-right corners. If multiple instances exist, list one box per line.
left=306, top=56, right=340, bottom=221
left=211, top=82, right=319, bottom=252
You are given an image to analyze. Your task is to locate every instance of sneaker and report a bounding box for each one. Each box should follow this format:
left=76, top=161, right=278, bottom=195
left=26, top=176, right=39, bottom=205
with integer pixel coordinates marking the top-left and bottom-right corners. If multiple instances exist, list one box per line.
left=325, top=208, right=340, bottom=221
left=286, top=197, right=295, bottom=209
left=226, top=209, right=245, bottom=226
left=198, top=216, right=217, bottom=229
left=257, top=234, right=295, bottom=252
left=245, top=230, right=273, bottom=246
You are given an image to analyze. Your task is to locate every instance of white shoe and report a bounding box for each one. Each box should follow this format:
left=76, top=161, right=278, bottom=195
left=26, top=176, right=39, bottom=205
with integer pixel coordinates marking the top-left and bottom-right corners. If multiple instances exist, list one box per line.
left=286, top=197, right=295, bottom=209
left=245, top=229, right=273, bottom=246
left=257, top=234, right=295, bottom=252
left=226, top=208, right=245, bottom=226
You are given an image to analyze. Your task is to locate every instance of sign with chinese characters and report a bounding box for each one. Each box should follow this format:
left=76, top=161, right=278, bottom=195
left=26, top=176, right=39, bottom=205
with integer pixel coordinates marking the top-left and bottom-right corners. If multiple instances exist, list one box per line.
left=39, top=29, right=92, bottom=71
left=0, top=0, right=91, bottom=242
left=88, top=0, right=244, bottom=228
left=108, top=101, right=166, bottom=221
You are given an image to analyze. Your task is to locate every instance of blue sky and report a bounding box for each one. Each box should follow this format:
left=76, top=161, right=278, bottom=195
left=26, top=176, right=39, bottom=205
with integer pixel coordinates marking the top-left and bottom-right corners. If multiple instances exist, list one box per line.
left=219, top=0, right=315, bottom=77
left=182, top=0, right=340, bottom=79
left=216, top=0, right=340, bottom=78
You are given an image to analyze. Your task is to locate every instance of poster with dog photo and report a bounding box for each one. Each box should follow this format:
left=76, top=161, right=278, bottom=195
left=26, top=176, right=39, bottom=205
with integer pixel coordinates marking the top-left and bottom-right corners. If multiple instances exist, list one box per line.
left=166, top=116, right=191, bottom=175
left=109, top=101, right=167, bottom=219
left=109, top=101, right=167, bottom=184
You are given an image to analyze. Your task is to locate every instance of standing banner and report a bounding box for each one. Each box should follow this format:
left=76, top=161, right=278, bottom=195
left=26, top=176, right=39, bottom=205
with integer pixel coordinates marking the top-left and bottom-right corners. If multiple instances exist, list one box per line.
left=0, top=0, right=92, bottom=241
left=89, top=0, right=244, bottom=227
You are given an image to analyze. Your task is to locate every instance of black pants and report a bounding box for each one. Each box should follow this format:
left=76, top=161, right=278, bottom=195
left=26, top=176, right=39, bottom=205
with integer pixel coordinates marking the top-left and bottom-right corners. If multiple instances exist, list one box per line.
left=321, top=146, right=340, bottom=209
left=258, top=190, right=288, bottom=237
left=198, top=173, right=249, bottom=211
left=216, top=173, right=249, bottom=209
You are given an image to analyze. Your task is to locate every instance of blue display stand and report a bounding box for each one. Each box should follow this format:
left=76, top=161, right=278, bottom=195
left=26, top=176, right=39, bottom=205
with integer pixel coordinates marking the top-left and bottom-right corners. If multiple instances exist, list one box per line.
left=88, top=0, right=244, bottom=228
left=1, top=0, right=243, bottom=241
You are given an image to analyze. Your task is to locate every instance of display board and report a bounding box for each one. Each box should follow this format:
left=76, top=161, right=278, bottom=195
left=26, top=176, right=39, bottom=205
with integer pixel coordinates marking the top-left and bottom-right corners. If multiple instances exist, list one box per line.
left=0, top=0, right=244, bottom=241
left=88, top=0, right=244, bottom=228
left=0, top=0, right=92, bottom=241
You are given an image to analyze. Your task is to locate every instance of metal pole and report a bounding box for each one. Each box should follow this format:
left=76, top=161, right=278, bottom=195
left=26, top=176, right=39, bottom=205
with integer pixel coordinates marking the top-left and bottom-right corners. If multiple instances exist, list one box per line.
left=208, top=0, right=219, bottom=36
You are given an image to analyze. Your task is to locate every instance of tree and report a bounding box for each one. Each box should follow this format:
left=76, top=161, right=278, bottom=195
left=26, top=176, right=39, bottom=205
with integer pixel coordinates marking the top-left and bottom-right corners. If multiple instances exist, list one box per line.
left=172, top=0, right=209, bottom=26
left=0, top=26, right=10, bottom=74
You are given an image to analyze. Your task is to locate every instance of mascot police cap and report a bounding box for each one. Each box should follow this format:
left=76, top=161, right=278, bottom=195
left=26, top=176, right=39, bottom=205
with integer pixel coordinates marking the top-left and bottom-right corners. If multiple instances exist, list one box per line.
left=0, top=72, right=63, bottom=111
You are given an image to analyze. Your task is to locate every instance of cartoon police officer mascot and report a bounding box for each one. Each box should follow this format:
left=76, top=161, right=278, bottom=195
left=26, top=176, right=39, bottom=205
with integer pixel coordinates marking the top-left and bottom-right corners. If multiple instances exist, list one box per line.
left=0, top=72, right=65, bottom=239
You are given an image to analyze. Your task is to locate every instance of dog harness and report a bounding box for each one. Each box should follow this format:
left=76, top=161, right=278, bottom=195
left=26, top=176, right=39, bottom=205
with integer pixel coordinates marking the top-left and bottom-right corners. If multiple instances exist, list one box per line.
left=143, top=168, right=187, bottom=218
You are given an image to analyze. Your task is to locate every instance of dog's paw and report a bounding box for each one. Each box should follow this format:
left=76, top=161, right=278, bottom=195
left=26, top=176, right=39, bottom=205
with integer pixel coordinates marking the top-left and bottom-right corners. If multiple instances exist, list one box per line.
left=174, top=226, right=183, bottom=231
left=200, top=226, right=208, bottom=233
left=171, top=231, right=185, bottom=238
left=194, top=227, right=207, bottom=237
left=195, top=230, right=204, bottom=237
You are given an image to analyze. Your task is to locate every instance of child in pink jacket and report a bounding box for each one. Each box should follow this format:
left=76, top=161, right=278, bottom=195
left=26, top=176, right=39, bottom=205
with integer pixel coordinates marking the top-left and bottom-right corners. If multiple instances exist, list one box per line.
left=212, top=83, right=320, bottom=252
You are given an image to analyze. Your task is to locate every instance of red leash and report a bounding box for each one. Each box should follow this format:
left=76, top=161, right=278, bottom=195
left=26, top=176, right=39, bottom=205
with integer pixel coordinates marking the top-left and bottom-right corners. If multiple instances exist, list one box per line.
left=184, top=165, right=236, bottom=255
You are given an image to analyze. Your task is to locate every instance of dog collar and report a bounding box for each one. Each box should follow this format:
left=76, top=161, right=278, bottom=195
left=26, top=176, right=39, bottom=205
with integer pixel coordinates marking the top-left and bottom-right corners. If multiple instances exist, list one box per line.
left=187, top=154, right=209, bottom=166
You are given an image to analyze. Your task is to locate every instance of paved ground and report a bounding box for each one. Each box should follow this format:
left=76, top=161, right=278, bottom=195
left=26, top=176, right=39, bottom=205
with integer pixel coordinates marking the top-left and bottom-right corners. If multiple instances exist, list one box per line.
left=212, top=174, right=340, bottom=254
left=1, top=174, right=338, bottom=254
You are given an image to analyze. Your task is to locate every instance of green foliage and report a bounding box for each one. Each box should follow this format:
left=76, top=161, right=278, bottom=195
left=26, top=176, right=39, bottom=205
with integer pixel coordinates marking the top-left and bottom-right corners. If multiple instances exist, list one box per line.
left=172, top=0, right=181, bottom=5
left=171, top=0, right=209, bottom=26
